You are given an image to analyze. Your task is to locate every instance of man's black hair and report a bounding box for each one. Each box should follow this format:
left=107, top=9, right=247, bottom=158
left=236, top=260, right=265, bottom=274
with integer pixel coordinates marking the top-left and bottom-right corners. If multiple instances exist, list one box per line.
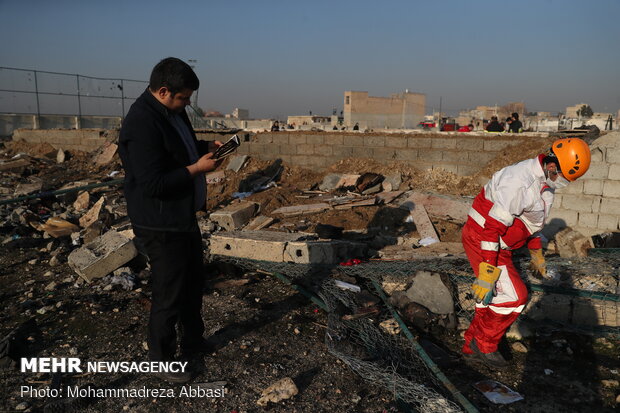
left=149, top=57, right=199, bottom=95
left=511, top=112, right=519, bottom=120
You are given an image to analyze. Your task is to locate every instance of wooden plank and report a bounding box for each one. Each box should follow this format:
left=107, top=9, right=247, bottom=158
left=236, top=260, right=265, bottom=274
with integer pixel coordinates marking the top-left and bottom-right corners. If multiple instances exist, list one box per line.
left=401, top=200, right=439, bottom=241
left=244, top=215, right=275, bottom=231
left=333, top=198, right=377, bottom=210
left=271, top=203, right=331, bottom=217
left=376, top=191, right=405, bottom=205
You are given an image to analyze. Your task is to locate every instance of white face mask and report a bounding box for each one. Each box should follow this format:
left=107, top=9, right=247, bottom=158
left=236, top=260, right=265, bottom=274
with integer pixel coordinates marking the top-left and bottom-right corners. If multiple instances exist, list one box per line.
left=546, top=175, right=569, bottom=189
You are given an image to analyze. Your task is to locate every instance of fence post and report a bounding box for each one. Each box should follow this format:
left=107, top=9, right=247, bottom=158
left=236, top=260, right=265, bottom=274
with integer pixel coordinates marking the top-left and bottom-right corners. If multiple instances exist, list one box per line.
left=76, top=74, right=82, bottom=129
left=33, top=70, right=40, bottom=129
left=120, top=79, right=125, bottom=120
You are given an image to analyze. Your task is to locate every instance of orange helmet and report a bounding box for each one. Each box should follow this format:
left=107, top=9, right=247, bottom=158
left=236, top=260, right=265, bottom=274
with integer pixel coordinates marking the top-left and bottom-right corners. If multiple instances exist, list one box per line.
left=550, top=138, right=591, bottom=181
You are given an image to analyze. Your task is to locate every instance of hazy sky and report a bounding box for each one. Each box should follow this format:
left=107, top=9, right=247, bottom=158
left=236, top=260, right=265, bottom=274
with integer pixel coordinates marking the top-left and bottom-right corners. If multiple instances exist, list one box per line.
left=1, top=0, right=619, bottom=118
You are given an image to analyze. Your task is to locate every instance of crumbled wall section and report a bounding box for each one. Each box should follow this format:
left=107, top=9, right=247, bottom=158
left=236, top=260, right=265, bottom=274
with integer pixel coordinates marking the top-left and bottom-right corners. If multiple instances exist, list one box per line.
left=237, top=131, right=542, bottom=176
left=548, top=132, right=620, bottom=236
left=12, top=128, right=119, bottom=152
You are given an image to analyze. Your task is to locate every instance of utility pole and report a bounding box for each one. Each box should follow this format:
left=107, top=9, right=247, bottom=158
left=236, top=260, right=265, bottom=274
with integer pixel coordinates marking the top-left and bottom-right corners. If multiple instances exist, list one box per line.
left=438, top=96, right=442, bottom=130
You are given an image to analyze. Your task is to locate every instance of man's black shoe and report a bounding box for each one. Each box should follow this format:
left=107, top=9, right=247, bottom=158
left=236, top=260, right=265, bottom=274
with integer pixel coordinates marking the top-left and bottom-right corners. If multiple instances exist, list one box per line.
left=153, top=369, right=193, bottom=384
left=470, top=339, right=509, bottom=370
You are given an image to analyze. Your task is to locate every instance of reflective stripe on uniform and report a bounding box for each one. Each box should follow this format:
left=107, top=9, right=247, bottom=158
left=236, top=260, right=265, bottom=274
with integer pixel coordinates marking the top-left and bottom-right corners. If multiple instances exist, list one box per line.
left=481, top=241, right=499, bottom=251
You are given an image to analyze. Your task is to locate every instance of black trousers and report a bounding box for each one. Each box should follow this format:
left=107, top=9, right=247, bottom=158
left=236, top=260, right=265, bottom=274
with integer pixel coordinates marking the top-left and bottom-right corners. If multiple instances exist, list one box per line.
left=134, top=227, right=205, bottom=361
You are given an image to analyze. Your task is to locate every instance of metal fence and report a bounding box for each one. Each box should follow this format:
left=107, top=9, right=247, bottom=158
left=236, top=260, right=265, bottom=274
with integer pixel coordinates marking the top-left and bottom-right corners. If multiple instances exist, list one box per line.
left=0, top=66, right=148, bottom=118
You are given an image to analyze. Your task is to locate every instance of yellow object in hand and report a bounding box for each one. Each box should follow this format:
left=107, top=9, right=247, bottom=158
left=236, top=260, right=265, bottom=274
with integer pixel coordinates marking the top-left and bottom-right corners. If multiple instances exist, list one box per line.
left=529, top=248, right=546, bottom=278
left=473, top=262, right=502, bottom=304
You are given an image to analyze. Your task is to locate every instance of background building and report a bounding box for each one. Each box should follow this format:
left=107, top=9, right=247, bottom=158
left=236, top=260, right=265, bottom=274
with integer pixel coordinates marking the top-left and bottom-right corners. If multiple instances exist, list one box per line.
left=343, top=90, right=425, bottom=129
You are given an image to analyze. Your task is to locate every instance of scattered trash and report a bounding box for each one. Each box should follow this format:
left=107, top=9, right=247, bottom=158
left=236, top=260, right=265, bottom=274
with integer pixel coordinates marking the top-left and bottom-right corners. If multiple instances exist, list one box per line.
left=334, top=280, right=361, bottom=293
left=473, top=380, right=524, bottom=404
left=419, top=237, right=439, bottom=247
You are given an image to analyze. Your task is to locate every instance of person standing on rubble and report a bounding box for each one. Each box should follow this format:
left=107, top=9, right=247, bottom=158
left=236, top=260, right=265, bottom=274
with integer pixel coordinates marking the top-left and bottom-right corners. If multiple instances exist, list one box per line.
left=119, top=57, right=221, bottom=383
left=462, top=138, right=591, bottom=369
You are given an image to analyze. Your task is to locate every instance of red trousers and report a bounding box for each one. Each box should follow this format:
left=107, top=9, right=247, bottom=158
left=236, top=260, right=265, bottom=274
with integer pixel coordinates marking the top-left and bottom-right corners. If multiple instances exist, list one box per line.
left=461, top=219, right=529, bottom=354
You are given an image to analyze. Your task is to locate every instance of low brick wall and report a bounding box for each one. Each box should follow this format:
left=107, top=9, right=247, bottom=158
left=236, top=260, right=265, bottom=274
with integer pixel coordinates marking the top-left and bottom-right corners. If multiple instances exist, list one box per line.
left=236, top=131, right=547, bottom=176
left=12, top=128, right=118, bottom=152
left=547, top=132, right=620, bottom=237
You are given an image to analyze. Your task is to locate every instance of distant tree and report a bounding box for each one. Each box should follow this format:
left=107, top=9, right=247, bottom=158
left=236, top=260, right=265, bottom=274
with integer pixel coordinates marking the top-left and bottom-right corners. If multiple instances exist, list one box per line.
left=577, top=104, right=593, bottom=118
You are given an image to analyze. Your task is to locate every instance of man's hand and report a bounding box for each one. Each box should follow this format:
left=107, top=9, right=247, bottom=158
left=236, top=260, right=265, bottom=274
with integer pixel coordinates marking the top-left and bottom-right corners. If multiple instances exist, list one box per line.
left=529, top=248, right=546, bottom=278
left=208, top=140, right=223, bottom=153
left=187, top=153, right=220, bottom=176
left=473, top=262, right=502, bottom=304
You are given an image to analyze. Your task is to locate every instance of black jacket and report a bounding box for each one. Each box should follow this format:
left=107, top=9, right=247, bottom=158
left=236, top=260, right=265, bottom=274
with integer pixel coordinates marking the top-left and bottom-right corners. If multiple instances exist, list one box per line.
left=119, top=89, right=209, bottom=232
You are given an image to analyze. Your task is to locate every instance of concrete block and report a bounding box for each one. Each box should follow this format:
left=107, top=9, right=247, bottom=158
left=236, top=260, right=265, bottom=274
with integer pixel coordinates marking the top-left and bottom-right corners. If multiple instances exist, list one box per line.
left=441, top=150, right=464, bottom=163
left=364, top=136, right=385, bottom=147
left=554, top=227, right=592, bottom=258
left=328, top=135, right=344, bottom=145
left=289, top=133, right=306, bottom=145
left=417, top=149, right=443, bottom=162
left=560, top=194, right=600, bottom=213
left=352, top=146, right=373, bottom=158
left=606, top=146, right=620, bottom=163
left=344, top=135, right=365, bottom=146
left=290, top=155, right=314, bottom=167
left=600, top=197, right=620, bottom=213
left=552, top=194, right=562, bottom=208
left=583, top=180, right=604, bottom=196
left=602, top=180, right=620, bottom=198
left=254, top=133, right=272, bottom=144
left=306, top=135, right=324, bottom=145
left=584, top=162, right=609, bottom=180
left=578, top=212, right=599, bottom=228
left=332, top=146, right=354, bottom=157
left=468, top=151, right=496, bottom=165
left=313, top=145, right=333, bottom=156
left=279, top=144, right=297, bottom=155
left=243, top=216, right=274, bottom=231
left=597, top=214, right=619, bottom=231
left=407, top=137, right=431, bottom=148
left=556, top=180, right=584, bottom=195
left=209, top=231, right=366, bottom=264
left=608, top=164, right=620, bottom=180
left=430, top=138, right=456, bottom=149
left=385, top=136, right=407, bottom=148
left=400, top=192, right=472, bottom=223
left=227, top=155, right=249, bottom=172
left=297, top=144, right=314, bottom=155
left=456, top=139, right=483, bottom=151
left=404, top=271, right=454, bottom=314
left=67, top=230, right=138, bottom=282
left=373, top=147, right=398, bottom=160
left=546, top=209, right=578, bottom=227
left=394, top=148, right=418, bottom=161
left=271, top=133, right=290, bottom=145
left=590, top=147, right=605, bottom=162
left=210, top=201, right=259, bottom=231
left=483, top=140, right=514, bottom=151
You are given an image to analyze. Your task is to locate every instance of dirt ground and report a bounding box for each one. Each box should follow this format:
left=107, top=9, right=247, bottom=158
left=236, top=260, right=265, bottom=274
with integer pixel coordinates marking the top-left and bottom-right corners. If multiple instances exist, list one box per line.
left=1, top=138, right=618, bottom=412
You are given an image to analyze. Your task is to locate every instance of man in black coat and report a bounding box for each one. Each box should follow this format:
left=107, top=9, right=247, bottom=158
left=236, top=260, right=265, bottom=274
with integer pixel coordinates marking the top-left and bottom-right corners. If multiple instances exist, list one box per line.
left=119, top=57, right=221, bottom=383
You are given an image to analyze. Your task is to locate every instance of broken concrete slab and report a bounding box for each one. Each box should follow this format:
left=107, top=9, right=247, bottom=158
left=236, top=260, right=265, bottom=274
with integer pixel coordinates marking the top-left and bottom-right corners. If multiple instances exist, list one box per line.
left=56, top=149, right=66, bottom=164
left=210, top=201, right=259, bottom=231
left=67, top=230, right=138, bottom=282
left=336, top=174, right=360, bottom=188
left=210, top=230, right=367, bottom=264
left=404, top=271, right=454, bottom=314
left=554, top=227, right=593, bottom=258
left=271, top=203, right=331, bottom=217
left=384, top=173, right=402, bottom=191
left=93, top=142, right=118, bottom=164
left=244, top=216, right=274, bottom=231
left=401, top=200, right=439, bottom=241
left=227, top=155, right=249, bottom=172
left=319, top=173, right=343, bottom=191
left=79, top=196, right=105, bottom=228
left=400, top=192, right=472, bottom=223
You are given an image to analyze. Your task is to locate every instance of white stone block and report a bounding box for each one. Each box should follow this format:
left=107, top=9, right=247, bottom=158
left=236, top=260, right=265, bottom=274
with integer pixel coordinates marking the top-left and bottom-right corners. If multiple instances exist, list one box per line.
left=547, top=208, right=578, bottom=227
left=560, top=194, right=599, bottom=213
left=583, top=162, right=608, bottom=180
left=583, top=179, right=604, bottom=196
left=600, top=197, right=620, bottom=213
left=603, top=180, right=620, bottom=198
left=606, top=146, right=620, bottom=163
left=556, top=180, right=583, bottom=195
left=608, top=163, right=620, bottom=180
left=597, top=214, right=619, bottom=231
left=578, top=212, right=599, bottom=228
left=590, top=147, right=605, bottom=162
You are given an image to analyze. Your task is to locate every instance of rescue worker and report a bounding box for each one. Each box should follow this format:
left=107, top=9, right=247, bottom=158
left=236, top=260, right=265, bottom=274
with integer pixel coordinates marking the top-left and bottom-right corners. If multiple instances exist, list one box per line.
left=462, top=138, right=591, bottom=369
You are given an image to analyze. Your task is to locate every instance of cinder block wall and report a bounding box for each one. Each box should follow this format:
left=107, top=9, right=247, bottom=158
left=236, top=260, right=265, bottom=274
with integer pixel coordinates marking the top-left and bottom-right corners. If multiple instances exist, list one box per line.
left=236, top=131, right=542, bottom=176
left=12, top=129, right=118, bottom=152
left=547, top=132, right=620, bottom=236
